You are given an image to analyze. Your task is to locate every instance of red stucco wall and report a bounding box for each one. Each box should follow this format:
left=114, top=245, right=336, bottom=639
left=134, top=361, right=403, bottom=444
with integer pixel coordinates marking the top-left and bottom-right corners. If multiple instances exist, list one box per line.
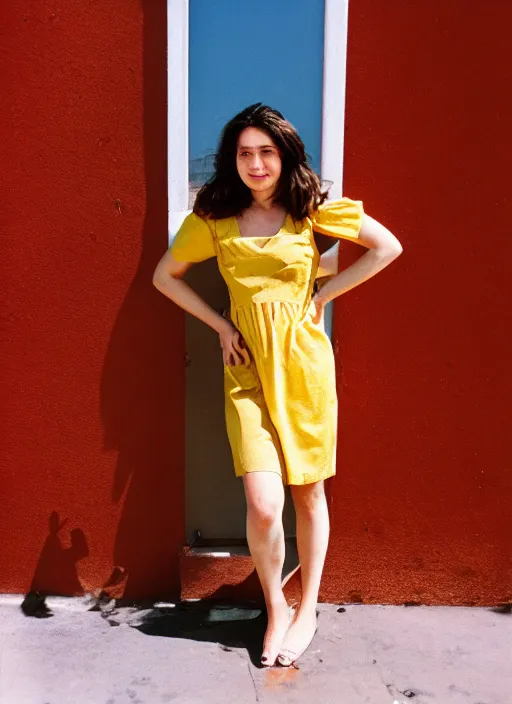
left=1, top=2, right=185, bottom=599
left=2, top=2, right=510, bottom=605
left=322, top=0, right=511, bottom=604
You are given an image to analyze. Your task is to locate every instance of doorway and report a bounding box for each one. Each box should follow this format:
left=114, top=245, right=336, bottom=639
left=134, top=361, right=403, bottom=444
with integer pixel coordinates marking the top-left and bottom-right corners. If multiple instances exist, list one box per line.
left=167, top=0, right=349, bottom=547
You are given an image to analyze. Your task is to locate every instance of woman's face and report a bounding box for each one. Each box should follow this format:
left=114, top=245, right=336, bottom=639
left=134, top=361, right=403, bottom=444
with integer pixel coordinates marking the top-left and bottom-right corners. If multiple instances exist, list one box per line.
left=236, top=127, right=282, bottom=198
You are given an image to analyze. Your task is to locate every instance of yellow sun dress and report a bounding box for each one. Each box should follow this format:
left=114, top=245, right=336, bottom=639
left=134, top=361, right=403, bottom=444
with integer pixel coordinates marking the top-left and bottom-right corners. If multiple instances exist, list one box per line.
left=170, top=198, right=364, bottom=485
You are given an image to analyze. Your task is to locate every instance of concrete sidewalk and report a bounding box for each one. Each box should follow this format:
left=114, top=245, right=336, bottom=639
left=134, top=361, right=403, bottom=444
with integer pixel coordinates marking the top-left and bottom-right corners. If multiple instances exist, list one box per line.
left=0, top=595, right=510, bottom=704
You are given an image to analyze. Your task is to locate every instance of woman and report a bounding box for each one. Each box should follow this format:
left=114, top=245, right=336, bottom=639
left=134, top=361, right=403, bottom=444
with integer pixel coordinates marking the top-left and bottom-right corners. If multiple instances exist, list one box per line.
left=153, top=103, right=402, bottom=667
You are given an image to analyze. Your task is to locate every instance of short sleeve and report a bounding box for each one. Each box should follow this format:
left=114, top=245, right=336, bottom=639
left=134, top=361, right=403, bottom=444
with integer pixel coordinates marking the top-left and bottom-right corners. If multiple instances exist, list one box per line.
left=310, top=198, right=364, bottom=241
left=169, top=212, right=216, bottom=263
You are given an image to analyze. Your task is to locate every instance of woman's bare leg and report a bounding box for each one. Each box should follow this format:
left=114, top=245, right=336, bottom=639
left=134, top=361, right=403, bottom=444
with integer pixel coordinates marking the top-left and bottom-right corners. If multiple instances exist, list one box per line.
left=277, top=480, right=329, bottom=665
left=243, top=471, right=290, bottom=666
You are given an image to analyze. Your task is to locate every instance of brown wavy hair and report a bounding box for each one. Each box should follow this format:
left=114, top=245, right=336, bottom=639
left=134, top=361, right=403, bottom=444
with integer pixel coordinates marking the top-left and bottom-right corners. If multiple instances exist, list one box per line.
left=193, top=103, right=328, bottom=221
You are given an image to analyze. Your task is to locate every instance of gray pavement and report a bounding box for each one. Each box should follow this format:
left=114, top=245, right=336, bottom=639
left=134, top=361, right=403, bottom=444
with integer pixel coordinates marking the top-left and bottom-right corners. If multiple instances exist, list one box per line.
left=0, top=595, right=510, bottom=704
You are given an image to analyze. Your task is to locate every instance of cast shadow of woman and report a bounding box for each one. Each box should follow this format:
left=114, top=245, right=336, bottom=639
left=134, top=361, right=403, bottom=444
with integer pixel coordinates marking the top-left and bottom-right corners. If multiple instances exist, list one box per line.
left=99, top=1, right=186, bottom=602
left=21, top=511, right=88, bottom=617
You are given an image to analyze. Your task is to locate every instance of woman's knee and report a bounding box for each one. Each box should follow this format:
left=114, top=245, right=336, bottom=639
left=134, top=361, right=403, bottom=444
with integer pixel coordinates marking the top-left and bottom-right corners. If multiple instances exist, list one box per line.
left=291, top=481, right=326, bottom=515
left=247, top=498, right=283, bottom=528
left=243, top=472, right=284, bottom=527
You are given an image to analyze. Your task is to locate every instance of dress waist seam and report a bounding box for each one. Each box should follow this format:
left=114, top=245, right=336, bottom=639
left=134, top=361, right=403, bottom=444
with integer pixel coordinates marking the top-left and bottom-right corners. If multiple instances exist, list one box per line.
left=231, top=299, right=309, bottom=309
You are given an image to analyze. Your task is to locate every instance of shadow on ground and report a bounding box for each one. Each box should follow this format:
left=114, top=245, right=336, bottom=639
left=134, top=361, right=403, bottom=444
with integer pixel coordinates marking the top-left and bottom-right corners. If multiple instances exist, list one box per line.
left=114, top=601, right=268, bottom=668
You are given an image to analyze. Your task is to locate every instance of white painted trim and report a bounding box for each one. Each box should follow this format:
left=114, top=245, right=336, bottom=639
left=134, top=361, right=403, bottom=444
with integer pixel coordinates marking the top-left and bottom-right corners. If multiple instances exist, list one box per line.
left=321, top=0, right=349, bottom=197
left=167, top=0, right=189, bottom=233
left=320, top=0, right=349, bottom=337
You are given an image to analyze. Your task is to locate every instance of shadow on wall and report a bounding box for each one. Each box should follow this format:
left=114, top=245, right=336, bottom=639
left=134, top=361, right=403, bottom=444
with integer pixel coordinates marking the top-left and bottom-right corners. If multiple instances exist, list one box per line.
left=98, top=1, right=185, bottom=600
left=21, top=511, right=88, bottom=617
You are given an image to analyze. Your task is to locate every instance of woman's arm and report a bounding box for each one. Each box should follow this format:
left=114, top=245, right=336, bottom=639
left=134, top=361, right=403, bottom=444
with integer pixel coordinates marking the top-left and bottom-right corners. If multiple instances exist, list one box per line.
left=153, top=250, right=246, bottom=365
left=316, top=241, right=339, bottom=278
left=311, top=214, right=403, bottom=322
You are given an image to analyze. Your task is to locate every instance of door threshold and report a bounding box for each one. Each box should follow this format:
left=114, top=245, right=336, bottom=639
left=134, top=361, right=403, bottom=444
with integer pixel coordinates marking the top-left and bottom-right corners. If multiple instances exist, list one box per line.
left=180, top=537, right=300, bottom=603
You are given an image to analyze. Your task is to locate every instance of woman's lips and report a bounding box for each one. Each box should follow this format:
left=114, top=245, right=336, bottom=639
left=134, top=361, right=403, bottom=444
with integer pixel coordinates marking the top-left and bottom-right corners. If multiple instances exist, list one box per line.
left=249, top=174, right=268, bottom=179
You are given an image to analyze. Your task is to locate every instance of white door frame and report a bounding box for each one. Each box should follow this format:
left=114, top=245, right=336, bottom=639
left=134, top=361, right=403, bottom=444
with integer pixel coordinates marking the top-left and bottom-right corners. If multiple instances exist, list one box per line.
left=167, top=0, right=349, bottom=235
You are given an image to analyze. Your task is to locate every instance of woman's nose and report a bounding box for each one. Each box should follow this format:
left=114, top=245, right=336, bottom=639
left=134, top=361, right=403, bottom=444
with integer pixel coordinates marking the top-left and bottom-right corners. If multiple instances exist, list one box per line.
left=250, top=154, right=264, bottom=170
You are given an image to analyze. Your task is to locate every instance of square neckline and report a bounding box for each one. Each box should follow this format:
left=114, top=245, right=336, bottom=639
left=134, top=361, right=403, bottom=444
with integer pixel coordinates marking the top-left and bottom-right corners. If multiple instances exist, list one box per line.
left=232, top=212, right=293, bottom=240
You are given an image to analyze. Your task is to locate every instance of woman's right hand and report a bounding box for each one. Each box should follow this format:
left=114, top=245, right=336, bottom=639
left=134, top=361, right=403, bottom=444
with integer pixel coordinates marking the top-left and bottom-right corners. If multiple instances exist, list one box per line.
left=219, top=319, right=249, bottom=366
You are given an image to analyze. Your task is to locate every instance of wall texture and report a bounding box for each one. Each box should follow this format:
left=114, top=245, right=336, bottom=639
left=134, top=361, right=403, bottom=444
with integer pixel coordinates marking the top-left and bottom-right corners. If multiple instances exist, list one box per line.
left=322, top=0, right=511, bottom=604
left=1, top=1, right=185, bottom=599
left=2, top=1, right=510, bottom=605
